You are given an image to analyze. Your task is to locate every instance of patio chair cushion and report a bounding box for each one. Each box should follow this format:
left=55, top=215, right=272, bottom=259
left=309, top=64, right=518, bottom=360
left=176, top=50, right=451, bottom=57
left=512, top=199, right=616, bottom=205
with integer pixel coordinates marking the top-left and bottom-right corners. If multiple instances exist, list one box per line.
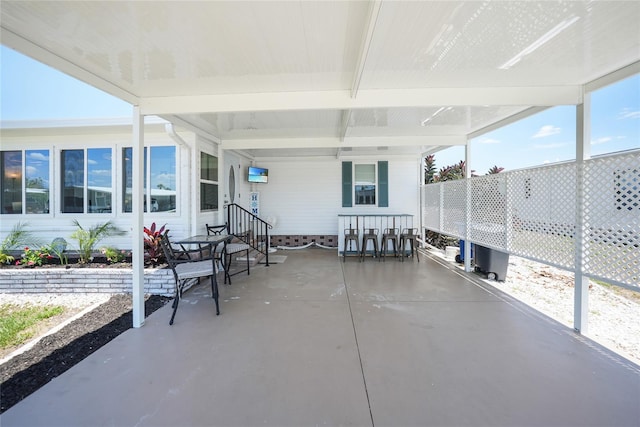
left=226, top=242, right=250, bottom=254
left=174, top=259, right=215, bottom=280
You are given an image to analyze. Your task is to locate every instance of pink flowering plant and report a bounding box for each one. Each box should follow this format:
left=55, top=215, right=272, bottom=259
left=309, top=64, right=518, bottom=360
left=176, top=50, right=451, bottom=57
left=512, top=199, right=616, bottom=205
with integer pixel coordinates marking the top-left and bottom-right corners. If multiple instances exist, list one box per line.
left=17, top=246, right=53, bottom=267
left=143, top=222, right=168, bottom=267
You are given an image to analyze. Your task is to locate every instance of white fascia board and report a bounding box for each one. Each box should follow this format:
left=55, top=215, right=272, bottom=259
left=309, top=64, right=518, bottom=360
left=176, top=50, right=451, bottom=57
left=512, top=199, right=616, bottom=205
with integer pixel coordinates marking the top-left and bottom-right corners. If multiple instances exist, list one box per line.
left=1, top=28, right=139, bottom=105
left=221, top=135, right=464, bottom=150
left=160, top=115, right=221, bottom=144
left=584, top=60, right=640, bottom=93
left=140, top=86, right=583, bottom=115
left=467, top=107, right=550, bottom=140
left=0, top=116, right=167, bottom=130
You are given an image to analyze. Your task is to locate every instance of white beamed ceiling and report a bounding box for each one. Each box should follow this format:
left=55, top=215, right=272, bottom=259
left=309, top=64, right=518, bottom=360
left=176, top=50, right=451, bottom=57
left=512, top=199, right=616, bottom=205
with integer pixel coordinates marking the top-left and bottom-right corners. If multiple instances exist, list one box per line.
left=2, top=1, right=639, bottom=158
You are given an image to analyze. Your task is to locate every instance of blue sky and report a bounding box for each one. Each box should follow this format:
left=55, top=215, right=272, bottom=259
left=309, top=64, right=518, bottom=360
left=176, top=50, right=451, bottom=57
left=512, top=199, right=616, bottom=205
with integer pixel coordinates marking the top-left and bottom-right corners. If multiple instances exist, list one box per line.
left=1, top=45, right=639, bottom=174
left=1, top=46, right=131, bottom=120
left=436, top=75, right=640, bottom=174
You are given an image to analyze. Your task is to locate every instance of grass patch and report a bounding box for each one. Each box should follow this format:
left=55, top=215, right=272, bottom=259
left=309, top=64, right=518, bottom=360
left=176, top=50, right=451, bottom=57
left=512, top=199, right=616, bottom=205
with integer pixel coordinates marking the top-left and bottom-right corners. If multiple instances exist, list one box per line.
left=593, top=279, right=640, bottom=303
left=0, top=304, right=65, bottom=349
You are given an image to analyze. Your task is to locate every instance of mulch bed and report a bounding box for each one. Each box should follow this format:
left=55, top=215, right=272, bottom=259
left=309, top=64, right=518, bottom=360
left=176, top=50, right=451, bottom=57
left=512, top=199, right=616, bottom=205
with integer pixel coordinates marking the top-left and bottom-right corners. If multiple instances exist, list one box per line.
left=0, top=294, right=170, bottom=413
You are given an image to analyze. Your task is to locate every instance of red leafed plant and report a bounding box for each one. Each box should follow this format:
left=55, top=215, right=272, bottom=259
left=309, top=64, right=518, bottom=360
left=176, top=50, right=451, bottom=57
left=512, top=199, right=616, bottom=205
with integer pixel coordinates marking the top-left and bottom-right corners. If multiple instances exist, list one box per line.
left=143, top=223, right=168, bottom=267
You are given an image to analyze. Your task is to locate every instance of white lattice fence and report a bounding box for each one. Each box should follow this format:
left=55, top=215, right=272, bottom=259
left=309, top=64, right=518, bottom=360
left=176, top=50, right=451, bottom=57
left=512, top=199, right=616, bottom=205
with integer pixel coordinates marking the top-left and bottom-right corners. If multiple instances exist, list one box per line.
left=420, top=150, right=639, bottom=289
left=422, top=184, right=441, bottom=231
left=442, top=180, right=467, bottom=239
left=508, top=163, right=576, bottom=269
left=582, top=152, right=639, bottom=286
left=469, top=173, right=508, bottom=250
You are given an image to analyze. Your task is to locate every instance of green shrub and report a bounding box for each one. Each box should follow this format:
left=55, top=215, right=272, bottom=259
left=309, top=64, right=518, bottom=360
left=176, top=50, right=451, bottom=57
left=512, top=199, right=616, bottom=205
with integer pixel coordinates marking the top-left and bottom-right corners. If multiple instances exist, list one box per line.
left=16, top=246, right=53, bottom=267
left=48, top=238, right=69, bottom=265
left=100, top=246, right=129, bottom=264
left=0, top=222, right=40, bottom=265
left=69, top=220, right=125, bottom=264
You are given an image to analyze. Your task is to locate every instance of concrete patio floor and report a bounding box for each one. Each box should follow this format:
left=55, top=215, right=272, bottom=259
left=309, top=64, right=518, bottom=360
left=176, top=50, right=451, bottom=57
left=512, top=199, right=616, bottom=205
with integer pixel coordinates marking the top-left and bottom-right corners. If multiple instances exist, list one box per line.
left=2, top=248, right=639, bottom=427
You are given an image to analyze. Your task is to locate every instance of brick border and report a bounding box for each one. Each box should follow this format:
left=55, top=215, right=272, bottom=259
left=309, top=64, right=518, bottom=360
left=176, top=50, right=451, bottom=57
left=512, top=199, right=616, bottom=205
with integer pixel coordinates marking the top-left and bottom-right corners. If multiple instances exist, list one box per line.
left=0, top=268, right=175, bottom=297
left=270, top=234, right=338, bottom=248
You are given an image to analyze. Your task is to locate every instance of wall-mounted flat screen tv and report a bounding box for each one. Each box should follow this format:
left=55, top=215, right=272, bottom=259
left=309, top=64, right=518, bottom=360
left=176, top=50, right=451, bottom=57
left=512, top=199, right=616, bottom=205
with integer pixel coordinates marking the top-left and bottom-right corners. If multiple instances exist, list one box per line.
left=248, top=166, right=268, bottom=183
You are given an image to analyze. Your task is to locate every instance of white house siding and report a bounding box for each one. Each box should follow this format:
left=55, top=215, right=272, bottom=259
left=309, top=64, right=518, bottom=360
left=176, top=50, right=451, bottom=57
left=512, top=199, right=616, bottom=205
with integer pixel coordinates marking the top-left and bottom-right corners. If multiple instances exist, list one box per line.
left=255, top=158, right=420, bottom=240
left=193, top=135, right=219, bottom=235
left=1, top=120, right=423, bottom=252
left=0, top=121, right=212, bottom=250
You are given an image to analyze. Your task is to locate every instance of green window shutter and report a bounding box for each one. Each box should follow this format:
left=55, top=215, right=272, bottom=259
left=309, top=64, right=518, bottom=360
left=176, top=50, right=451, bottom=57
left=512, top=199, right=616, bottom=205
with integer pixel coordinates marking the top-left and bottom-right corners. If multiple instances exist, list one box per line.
left=378, top=161, right=389, bottom=207
left=342, top=161, right=352, bottom=207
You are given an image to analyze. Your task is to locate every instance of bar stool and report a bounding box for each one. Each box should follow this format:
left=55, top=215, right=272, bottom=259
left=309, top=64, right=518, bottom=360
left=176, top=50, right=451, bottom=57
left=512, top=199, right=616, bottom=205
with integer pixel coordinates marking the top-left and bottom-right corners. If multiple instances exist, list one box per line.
left=399, top=228, right=419, bottom=262
left=361, top=228, right=379, bottom=261
left=379, top=228, right=399, bottom=262
left=343, top=228, right=360, bottom=262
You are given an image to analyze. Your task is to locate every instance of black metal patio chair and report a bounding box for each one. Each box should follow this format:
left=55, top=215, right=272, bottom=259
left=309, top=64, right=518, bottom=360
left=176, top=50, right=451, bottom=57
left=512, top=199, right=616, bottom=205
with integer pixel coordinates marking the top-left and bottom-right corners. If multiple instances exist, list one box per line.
left=159, top=232, right=220, bottom=325
left=206, top=224, right=250, bottom=284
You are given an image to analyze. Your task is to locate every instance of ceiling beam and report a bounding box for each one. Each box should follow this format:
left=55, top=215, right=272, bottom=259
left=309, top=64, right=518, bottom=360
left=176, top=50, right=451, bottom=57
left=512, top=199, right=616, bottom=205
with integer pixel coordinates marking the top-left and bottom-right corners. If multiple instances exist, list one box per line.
left=140, top=86, right=583, bottom=115
left=220, top=135, right=465, bottom=150
left=339, top=110, right=352, bottom=142
left=351, top=0, right=382, bottom=98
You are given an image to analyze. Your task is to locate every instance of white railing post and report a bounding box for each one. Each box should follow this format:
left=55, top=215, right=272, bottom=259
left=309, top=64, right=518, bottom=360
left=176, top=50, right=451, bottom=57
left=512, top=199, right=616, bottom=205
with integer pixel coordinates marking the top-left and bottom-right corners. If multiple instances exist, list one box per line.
left=464, top=141, right=472, bottom=272
left=574, top=97, right=591, bottom=333
left=132, top=106, right=145, bottom=328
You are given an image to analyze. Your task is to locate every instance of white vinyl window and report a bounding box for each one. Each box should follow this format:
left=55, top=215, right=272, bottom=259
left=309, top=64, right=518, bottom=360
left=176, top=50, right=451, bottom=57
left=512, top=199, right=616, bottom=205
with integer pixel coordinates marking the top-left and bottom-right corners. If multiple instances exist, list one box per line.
left=354, top=164, right=376, bottom=206
left=200, top=152, right=219, bottom=211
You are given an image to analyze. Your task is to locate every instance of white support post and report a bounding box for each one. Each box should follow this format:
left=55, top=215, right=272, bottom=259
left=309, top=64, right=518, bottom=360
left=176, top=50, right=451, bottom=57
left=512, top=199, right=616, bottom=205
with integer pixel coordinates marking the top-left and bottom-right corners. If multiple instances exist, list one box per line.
left=464, top=141, right=472, bottom=272
left=574, top=98, right=591, bottom=333
left=132, top=107, right=145, bottom=328
left=218, top=146, right=225, bottom=225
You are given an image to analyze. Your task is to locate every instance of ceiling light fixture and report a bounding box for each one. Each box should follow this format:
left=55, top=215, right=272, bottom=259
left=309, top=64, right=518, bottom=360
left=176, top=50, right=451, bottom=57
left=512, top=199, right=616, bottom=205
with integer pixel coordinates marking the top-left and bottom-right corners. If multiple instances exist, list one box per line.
left=499, top=16, right=580, bottom=70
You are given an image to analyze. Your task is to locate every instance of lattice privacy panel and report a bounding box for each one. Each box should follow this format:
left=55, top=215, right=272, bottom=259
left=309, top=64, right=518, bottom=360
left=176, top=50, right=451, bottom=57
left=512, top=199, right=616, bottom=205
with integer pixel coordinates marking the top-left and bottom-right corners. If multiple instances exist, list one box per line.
left=508, top=163, right=576, bottom=269
left=441, top=180, right=467, bottom=238
left=421, top=184, right=441, bottom=231
left=582, top=152, right=639, bottom=287
left=421, top=150, right=639, bottom=288
left=468, top=174, right=508, bottom=250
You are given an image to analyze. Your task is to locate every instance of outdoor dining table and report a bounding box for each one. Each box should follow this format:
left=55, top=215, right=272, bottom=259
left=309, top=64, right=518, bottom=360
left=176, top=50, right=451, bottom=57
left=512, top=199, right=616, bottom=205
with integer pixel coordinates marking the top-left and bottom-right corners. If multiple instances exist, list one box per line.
left=173, top=233, right=230, bottom=284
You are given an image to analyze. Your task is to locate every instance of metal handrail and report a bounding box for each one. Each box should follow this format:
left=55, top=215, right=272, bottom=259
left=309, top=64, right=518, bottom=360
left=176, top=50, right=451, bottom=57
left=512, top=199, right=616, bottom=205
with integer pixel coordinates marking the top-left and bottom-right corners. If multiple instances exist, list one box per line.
left=225, top=203, right=272, bottom=266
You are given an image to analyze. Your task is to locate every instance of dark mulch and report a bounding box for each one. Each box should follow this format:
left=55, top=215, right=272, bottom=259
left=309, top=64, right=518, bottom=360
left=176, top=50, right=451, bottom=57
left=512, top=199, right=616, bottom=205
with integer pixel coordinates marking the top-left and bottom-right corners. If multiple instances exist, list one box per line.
left=0, top=294, right=171, bottom=414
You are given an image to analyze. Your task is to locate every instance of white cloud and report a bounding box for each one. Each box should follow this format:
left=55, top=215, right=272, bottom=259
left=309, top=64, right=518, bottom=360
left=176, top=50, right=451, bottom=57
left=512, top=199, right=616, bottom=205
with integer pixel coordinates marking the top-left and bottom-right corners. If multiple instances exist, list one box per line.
left=91, top=169, right=111, bottom=176
left=591, top=136, right=612, bottom=145
left=28, top=152, right=49, bottom=161
left=532, top=125, right=561, bottom=138
left=543, top=158, right=561, bottom=164
left=618, top=108, right=640, bottom=119
left=25, top=165, right=45, bottom=177
left=479, top=137, right=500, bottom=144
left=533, top=142, right=567, bottom=149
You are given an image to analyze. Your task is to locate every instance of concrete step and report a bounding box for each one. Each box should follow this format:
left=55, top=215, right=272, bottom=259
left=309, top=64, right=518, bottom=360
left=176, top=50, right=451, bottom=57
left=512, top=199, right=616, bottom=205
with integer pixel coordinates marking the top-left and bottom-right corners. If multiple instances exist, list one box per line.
left=235, top=249, right=265, bottom=267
